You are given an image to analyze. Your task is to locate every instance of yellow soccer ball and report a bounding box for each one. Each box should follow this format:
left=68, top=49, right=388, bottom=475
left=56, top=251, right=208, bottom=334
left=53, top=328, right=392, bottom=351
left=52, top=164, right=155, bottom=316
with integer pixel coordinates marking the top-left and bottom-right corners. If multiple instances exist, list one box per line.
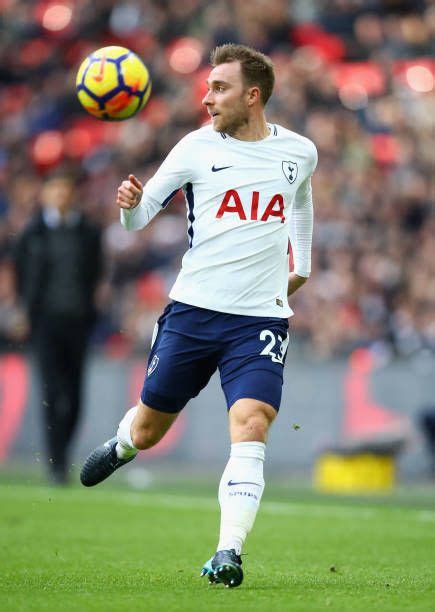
left=76, top=46, right=151, bottom=121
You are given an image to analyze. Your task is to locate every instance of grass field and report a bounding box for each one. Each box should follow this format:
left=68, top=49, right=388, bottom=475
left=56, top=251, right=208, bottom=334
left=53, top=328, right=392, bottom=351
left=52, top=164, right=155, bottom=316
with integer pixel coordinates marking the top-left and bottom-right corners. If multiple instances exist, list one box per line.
left=1, top=479, right=434, bottom=611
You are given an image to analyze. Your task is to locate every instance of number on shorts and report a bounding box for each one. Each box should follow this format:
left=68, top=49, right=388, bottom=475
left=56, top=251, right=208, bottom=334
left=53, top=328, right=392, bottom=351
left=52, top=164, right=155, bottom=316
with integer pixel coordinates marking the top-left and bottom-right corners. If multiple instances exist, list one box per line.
left=259, top=330, right=289, bottom=364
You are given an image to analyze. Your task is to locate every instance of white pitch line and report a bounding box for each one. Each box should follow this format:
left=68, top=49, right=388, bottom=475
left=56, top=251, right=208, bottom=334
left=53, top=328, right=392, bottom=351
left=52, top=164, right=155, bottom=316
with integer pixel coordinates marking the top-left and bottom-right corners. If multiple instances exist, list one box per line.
left=415, top=510, right=435, bottom=523
left=128, top=494, right=379, bottom=520
left=3, top=485, right=435, bottom=523
left=100, top=492, right=435, bottom=523
left=262, top=500, right=377, bottom=520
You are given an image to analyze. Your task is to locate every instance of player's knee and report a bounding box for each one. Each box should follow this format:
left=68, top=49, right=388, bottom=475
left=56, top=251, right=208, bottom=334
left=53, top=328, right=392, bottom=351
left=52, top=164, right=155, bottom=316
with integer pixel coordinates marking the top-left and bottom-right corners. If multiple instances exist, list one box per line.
left=130, top=424, right=163, bottom=450
left=239, top=415, right=269, bottom=440
left=230, top=399, right=276, bottom=442
left=231, top=414, right=272, bottom=442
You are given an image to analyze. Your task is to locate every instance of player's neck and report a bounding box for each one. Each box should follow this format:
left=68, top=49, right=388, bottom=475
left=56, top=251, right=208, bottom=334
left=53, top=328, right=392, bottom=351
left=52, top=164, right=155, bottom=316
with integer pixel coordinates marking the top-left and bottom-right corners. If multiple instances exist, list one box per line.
left=229, top=114, right=270, bottom=142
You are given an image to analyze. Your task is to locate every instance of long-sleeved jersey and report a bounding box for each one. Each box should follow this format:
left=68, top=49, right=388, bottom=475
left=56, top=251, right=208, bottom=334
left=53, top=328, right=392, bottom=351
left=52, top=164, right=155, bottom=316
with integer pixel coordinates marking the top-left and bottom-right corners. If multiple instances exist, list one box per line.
left=121, top=123, right=317, bottom=318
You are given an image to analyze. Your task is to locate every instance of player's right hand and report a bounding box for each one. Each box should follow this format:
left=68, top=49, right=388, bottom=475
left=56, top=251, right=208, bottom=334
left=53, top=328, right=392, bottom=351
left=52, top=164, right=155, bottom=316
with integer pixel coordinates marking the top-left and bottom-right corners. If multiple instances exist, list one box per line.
left=117, top=174, right=143, bottom=210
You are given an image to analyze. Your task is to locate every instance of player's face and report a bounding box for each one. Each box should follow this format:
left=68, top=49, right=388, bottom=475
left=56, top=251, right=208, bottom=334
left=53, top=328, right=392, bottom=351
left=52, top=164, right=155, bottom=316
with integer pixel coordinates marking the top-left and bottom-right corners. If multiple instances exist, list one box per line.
left=203, top=61, right=251, bottom=135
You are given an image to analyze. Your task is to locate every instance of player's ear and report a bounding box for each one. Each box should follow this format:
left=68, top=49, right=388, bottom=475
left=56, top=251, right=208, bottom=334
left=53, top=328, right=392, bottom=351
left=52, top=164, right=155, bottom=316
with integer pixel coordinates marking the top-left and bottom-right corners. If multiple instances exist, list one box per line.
left=247, top=86, right=261, bottom=106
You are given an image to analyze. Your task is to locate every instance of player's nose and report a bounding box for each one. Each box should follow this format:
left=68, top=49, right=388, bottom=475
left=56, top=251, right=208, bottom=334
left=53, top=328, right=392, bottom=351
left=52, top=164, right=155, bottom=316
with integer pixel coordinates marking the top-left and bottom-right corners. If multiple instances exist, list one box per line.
left=202, top=90, right=213, bottom=106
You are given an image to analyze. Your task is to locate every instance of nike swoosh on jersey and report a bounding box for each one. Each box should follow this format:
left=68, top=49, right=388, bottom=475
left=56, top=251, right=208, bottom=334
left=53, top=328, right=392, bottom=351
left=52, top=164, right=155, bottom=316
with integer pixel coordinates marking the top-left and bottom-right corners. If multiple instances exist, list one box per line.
left=227, top=480, right=262, bottom=487
left=212, top=165, right=233, bottom=172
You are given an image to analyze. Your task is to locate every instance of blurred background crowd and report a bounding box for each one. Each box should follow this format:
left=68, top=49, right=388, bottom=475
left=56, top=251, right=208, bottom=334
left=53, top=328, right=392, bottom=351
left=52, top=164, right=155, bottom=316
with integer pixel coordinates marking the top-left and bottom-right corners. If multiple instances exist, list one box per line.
left=0, top=0, right=433, bottom=358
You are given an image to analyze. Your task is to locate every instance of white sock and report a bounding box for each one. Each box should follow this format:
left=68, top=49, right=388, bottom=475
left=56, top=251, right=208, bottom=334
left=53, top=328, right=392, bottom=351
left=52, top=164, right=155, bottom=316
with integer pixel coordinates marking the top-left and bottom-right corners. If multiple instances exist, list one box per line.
left=217, top=441, right=266, bottom=556
left=116, top=406, right=139, bottom=459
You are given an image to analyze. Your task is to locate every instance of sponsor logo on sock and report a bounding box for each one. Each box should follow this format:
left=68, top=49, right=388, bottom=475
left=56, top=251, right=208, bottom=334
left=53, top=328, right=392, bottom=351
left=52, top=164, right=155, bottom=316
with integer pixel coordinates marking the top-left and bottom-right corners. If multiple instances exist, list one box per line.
left=227, top=480, right=261, bottom=487
left=229, top=491, right=259, bottom=500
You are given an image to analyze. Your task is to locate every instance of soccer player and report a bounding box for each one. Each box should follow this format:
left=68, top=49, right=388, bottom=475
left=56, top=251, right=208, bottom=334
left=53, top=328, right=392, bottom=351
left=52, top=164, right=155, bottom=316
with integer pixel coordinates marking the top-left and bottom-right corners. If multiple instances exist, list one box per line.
left=81, top=43, right=317, bottom=588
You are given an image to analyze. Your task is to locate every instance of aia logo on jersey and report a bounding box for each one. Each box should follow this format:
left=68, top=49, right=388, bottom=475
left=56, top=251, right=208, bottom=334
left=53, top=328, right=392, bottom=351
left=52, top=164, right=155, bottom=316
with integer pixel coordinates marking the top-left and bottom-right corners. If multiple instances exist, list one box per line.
left=216, top=190, right=285, bottom=224
left=282, top=161, right=298, bottom=184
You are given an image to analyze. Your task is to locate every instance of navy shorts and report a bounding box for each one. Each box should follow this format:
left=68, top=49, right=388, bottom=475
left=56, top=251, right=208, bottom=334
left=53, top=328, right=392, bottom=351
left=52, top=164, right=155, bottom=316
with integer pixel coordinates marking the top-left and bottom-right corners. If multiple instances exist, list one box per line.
left=141, top=301, right=289, bottom=414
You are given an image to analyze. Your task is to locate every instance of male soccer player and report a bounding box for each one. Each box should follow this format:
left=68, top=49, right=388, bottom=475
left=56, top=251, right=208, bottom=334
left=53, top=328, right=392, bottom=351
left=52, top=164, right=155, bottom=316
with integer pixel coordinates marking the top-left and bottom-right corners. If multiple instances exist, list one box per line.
left=81, top=44, right=317, bottom=588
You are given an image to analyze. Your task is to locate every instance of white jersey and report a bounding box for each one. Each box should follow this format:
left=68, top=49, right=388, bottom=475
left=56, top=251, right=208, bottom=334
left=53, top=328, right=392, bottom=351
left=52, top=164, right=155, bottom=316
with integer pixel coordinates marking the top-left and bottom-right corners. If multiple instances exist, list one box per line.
left=121, top=124, right=317, bottom=318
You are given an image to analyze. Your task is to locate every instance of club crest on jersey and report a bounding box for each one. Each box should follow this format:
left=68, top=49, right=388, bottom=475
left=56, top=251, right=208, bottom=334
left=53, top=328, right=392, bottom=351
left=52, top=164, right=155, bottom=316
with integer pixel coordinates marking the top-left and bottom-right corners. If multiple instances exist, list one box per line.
left=282, top=161, right=298, bottom=185
left=147, top=355, right=159, bottom=376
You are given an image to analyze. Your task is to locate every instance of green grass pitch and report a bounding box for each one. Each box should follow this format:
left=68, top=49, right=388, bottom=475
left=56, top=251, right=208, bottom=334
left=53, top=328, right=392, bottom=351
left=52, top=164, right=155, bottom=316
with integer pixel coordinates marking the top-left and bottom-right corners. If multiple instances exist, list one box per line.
left=1, top=481, right=434, bottom=611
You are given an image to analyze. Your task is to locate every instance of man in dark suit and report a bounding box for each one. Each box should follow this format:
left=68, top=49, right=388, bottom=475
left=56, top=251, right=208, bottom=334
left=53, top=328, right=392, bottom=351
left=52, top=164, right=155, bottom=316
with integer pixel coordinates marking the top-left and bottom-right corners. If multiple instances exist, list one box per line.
left=13, top=169, right=103, bottom=484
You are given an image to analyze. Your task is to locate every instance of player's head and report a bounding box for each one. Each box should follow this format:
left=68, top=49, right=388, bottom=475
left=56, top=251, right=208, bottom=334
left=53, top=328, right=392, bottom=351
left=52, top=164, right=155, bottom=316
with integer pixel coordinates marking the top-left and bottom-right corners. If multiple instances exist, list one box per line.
left=203, top=43, right=275, bottom=135
left=40, top=167, right=78, bottom=214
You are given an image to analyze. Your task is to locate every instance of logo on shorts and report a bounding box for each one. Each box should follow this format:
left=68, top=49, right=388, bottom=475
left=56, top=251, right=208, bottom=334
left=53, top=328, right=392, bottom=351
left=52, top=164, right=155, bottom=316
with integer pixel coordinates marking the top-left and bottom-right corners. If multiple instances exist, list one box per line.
left=147, top=355, right=159, bottom=376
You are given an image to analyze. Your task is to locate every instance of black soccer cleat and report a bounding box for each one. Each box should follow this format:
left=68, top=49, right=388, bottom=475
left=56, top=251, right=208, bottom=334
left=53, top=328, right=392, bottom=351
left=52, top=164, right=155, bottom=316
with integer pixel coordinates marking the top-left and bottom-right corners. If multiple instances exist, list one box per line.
left=80, top=437, right=136, bottom=487
left=211, top=549, right=243, bottom=588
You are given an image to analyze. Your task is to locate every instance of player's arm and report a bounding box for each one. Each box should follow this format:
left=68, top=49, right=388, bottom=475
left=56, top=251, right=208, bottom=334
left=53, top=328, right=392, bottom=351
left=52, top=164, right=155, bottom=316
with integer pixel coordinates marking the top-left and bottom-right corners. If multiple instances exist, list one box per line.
left=118, top=174, right=181, bottom=231
left=118, top=135, right=194, bottom=231
left=287, top=271, right=308, bottom=297
left=288, top=143, right=317, bottom=297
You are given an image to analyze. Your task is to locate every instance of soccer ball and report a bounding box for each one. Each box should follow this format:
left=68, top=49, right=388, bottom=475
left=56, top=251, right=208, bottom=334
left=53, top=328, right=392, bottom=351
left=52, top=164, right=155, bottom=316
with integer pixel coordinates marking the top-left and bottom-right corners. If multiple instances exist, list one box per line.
left=76, top=46, right=151, bottom=121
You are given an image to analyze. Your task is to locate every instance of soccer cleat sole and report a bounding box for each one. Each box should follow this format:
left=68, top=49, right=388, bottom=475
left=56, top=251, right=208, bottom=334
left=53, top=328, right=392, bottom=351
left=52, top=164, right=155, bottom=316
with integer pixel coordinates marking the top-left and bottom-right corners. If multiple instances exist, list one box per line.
left=213, top=562, right=243, bottom=588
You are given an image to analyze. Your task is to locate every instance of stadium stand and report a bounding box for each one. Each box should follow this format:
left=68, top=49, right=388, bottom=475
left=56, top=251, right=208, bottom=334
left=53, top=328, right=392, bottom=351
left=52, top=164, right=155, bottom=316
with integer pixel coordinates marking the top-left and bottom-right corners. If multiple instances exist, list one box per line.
left=0, top=0, right=433, bottom=358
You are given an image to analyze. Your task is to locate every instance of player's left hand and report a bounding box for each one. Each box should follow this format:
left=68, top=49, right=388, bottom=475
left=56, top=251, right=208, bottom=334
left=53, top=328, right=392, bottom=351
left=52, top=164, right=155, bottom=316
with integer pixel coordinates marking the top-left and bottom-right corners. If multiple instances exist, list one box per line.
left=287, top=272, right=308, bottom=297
left=117, top=174, right=143, bottom=210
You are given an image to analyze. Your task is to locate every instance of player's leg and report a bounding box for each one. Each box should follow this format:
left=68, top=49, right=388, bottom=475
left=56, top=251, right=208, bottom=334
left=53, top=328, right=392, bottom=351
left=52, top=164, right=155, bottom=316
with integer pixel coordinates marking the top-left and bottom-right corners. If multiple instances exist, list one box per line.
left=205, top=399, right=275, bottom=586
left=80, top=400, right=179, bottom=487
left=228, top=397, right=277, bottom=443
left=202, top=315, right=288, bottom=587
left=117, top=399, right=179, bottom=455
left=218, top=398, right=276, bottom=548
left=81, top=301, right=219, bottom=487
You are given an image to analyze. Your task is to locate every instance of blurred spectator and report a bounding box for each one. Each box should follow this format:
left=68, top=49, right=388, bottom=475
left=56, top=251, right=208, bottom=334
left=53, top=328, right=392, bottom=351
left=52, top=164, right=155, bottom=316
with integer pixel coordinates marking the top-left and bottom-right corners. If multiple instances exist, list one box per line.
left=12, top=169, right=103, bottom=484
left=0, top=0, right=433, bottom=359
left=419, top=407, right=435, bottom=477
